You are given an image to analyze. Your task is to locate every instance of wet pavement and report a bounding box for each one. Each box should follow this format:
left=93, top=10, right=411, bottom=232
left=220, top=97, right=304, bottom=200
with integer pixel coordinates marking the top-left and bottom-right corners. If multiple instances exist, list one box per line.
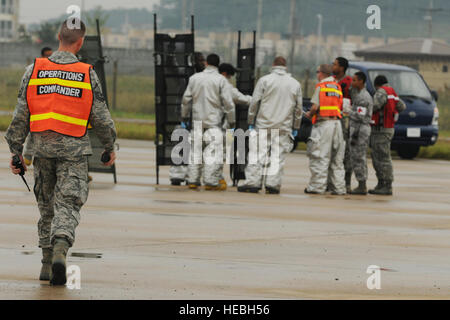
left=0, top=134, right=449, bottom=299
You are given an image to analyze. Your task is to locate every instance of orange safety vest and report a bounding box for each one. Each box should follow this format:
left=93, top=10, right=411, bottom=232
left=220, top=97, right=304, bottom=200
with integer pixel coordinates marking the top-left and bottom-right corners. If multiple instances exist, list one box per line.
left=26, top=58, right=93, bottom=138
left=312, top=81, right=343, bottom=124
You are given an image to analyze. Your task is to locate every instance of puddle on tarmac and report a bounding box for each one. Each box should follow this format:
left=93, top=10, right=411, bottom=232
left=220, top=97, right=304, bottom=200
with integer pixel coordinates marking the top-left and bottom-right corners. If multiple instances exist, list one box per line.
left=70, top=252, right=102, bottom=259
left=153, top=199, right=239, bottom=206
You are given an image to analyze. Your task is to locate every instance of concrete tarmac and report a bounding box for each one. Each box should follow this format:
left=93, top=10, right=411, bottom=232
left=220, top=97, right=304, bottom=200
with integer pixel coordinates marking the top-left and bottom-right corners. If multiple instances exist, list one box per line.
left=0, top=134, right=449, bottom=299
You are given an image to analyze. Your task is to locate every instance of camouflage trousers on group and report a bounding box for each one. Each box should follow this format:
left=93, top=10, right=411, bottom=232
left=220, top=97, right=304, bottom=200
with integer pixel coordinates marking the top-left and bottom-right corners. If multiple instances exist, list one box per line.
left=187, top=127, right=224, bottom=186
left=349, top=123, right=371, bottom=182
left=306, top=120, right=346, bottom=194
left=369, top=127, right=394, bottom=183
left=342, top=117, right=352, bottom=176
left=33, top=156, right=89, bottom=248
left=240, top=130, right=293, bottom=191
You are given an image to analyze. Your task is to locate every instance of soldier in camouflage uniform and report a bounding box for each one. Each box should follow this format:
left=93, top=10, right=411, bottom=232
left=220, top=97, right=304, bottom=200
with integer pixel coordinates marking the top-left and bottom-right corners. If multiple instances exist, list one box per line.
left=6, top=19, right=116, bottom=285
left=369, top=75, right=406, bottom=195
left=345, top=72, right=373, bottom=195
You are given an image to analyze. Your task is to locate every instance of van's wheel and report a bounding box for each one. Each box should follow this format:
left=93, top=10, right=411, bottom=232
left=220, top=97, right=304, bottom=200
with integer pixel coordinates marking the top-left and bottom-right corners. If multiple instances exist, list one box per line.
left=397, top=145, right=420, bottom=159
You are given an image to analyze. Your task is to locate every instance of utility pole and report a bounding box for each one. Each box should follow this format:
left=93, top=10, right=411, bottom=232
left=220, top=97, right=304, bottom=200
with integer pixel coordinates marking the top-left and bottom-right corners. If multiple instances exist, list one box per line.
left=81, top=0, right=85, bottom=19
left=289, top=0, right=297, bottom=73
left=315, top=14, right=322, bottom=67
left=421, top=0, right=443, bottom=39
left=112, top=60, right=118, bottom=111
left=182, top=0, right=187, bottom=32
left=256, top=0, right=263, bottom=46
left=190, top=0, right=195, bottom=15
left=256, top=0, right=263, bottom=79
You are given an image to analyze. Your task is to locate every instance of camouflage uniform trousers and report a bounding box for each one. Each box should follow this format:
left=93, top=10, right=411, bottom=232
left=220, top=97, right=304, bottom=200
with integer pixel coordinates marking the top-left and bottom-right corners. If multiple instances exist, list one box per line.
left=306, top=120, right=346, bottom=194
left=33, top=156, right=89, bottom=248
left=241, top=130, right=293, bottom=191
left=369, top=127, right=394, bottom=183
left=349, top=123, right=371, bottom=182
left=187, top=127, right=224, bottom=186
left=342, top=117, right=352, bottom=176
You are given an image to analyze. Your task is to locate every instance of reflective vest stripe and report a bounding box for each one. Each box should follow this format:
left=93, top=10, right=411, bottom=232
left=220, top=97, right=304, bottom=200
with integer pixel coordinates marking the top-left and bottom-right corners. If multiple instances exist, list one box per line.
left=320, top=88, right=343, bottom=96
left=312, top=80, right=343, bottom=124
left=319, top=106, right=341, bottom=111
left=387, top=95, right=399, bottom=101
left=28, top=78, right=92, bottom=90
left=30, top=112, right=88, bottom=127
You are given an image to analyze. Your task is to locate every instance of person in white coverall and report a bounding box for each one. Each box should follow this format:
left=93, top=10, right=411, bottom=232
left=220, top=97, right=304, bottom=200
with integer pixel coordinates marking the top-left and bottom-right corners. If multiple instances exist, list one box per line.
left=219, top=63, right=252, bottom=108
left=181, top=53, right=235, bottom=190
left=170, top=52, right=206, bottom=185
left=237, top=56, right=302, bottom=194
left=304, top=64, right=346, bottom=195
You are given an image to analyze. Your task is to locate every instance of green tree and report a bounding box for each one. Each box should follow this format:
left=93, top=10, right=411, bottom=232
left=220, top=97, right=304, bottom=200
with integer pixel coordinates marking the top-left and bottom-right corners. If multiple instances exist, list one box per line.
left=85, top=5, right=110, bottom=35
left=17, top=25, right=32, bottom=44
left=36, top=21, right=60, bottom=43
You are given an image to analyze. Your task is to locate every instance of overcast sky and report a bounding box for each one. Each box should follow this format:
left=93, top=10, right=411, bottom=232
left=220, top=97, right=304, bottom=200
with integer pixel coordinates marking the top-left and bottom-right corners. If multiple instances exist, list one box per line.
left=19, top=0, right=161, bottom=24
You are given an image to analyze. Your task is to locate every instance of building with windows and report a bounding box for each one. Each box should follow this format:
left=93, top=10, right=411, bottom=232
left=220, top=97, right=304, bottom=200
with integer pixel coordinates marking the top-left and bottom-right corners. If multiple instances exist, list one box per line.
left=0, top=0, right=19, bottom=42
left=354, top=38, right=450, bottom=91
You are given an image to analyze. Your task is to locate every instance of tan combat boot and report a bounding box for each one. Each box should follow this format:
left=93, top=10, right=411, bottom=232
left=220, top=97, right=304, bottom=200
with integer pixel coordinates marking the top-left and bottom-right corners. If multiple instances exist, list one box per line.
left=204, top=185, right=221, bottom=191
left=188, top=183, right=200, bottom=190
left=39, top=248, right=52, bottom=281
left=50, top=237, right=70, bottom=286
left=218, top=179, right=227, bottom=191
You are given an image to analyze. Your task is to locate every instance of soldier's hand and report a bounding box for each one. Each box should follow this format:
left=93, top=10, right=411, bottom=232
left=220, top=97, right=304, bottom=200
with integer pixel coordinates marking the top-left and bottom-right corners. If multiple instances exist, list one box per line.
left=103, top=152, right=116, bottom=167
left=10, top=154, right=27, bottom=175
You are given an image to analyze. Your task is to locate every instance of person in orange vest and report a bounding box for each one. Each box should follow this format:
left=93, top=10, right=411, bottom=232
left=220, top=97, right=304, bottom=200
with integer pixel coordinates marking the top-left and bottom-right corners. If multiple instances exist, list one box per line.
left=369, top=75, right=406, bottom=195
left=304, top=64, right=346, bottom=195
left=332, top=57, right=353, bottom=192
left=5, top=19, right=116, bottom=286
left=23, top=47, right=54, bottom=166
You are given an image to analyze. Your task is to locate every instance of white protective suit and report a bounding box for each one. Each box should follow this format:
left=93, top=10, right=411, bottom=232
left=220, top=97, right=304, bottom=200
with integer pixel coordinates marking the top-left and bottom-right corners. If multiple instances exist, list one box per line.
left=240, top=66, right=303, bottom=192
left=306, top=76, right=346, bottom=194
left=181, top=65, right=235, bottom=186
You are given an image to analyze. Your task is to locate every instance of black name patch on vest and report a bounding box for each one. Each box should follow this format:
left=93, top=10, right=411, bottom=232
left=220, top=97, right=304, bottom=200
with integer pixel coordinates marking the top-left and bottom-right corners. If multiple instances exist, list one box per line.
left=37, top=84, right=83, bottom=98
left=37, top=70, right=85, bottom=82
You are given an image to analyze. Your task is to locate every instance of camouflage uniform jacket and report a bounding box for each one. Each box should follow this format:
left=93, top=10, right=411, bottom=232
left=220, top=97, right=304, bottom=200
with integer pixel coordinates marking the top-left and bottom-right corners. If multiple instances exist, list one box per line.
left=5, top=51, right=116, bottom=159
left=349, top=87, right=373, bottom=125
left=372, top=84, right=407, bottom=133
